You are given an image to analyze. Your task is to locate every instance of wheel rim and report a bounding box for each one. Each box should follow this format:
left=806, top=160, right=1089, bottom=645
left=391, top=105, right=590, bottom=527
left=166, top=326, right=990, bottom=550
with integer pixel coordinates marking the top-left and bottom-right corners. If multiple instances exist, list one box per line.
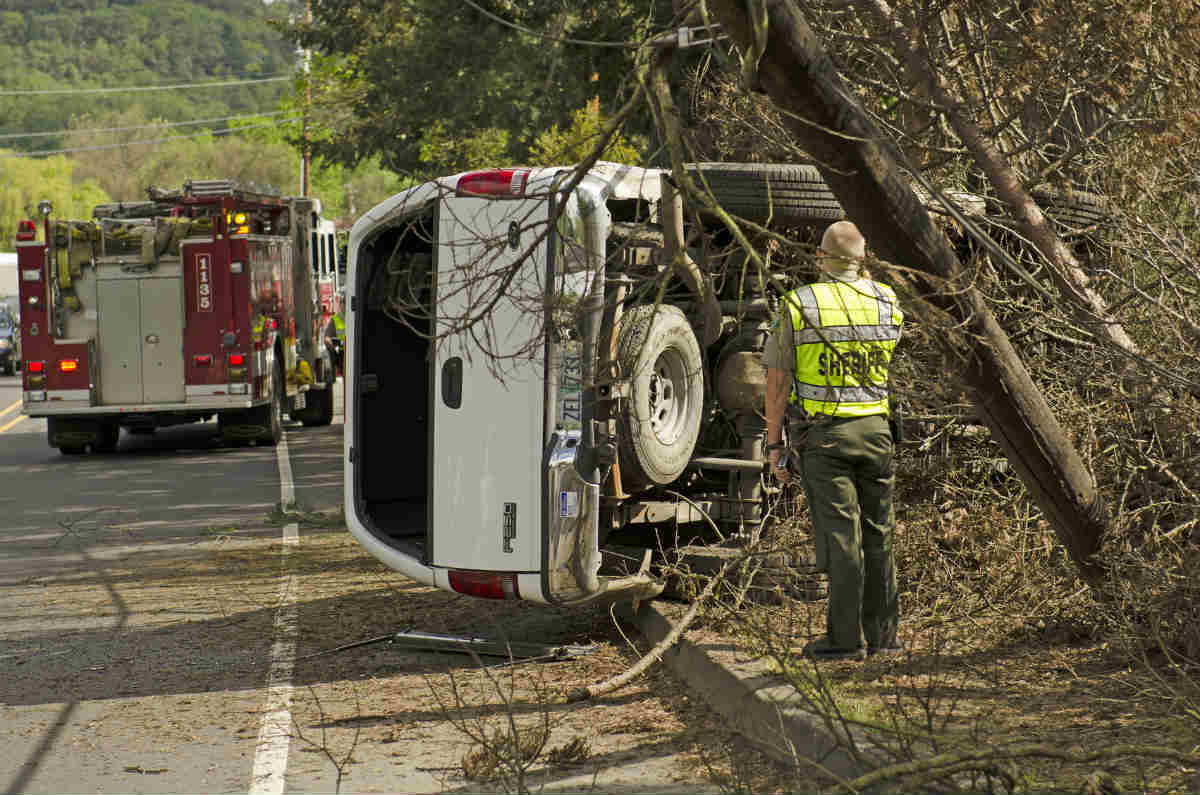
left=647, top=347, right=690, bottom=445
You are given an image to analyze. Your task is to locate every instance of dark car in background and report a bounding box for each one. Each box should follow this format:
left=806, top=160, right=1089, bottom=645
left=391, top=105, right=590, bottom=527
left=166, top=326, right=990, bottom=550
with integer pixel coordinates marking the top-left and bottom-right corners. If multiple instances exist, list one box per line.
left=0, top=305, right=18, bottom=375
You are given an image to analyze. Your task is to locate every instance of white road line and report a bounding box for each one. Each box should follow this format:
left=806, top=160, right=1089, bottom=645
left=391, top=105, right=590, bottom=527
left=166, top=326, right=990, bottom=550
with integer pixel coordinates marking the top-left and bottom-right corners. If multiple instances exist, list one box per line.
left=249, top=433, right=301, bottom=795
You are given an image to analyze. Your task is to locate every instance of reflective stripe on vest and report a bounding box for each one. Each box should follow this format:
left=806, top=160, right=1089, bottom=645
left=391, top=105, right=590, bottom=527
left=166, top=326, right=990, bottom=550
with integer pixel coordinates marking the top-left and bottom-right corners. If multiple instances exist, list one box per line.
left=784, top=279, right=902, bottom=417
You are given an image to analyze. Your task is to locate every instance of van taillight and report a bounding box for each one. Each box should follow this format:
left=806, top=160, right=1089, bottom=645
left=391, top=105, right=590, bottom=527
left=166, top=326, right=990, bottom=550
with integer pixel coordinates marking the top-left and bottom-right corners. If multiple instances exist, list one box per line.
left=448, top=570, right=520, bottom=600
left=456, top=169, right=529, bottom=198
left=16, top=220, right=37, bottom=241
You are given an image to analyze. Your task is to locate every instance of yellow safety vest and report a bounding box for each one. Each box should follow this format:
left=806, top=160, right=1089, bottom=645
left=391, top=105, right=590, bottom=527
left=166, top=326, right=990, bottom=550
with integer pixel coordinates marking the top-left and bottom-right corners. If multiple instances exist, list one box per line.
left=784, top=278, right=903, bottom=418
left=332, top=313, right=345, bottom=341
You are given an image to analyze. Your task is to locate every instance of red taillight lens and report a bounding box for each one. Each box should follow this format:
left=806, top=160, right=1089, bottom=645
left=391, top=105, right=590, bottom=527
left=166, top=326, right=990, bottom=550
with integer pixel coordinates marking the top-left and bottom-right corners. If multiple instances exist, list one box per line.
left=59, top=359, right=78, bottom=373
left=16, top=220, right=37, bottom=241
left=194, top=354, right=213, bottom=367
left=456, top=169, right=529, bottom=198
left=447, top=570, right=520, bottom=600
left=28, top=361, right=45, bottom=374
left=228, top=353, right=245, bottom=366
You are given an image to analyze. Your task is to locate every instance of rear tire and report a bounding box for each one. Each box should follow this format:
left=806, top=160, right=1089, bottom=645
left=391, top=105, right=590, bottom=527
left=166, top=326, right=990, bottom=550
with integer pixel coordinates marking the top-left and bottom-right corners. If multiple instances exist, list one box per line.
left=299, top=380, right=334, bottom=427
left=616, top=305, right=705, bottom=491
left=95, top=423, right=120, bottom=453
left=684, top=162, right=843, bottom=226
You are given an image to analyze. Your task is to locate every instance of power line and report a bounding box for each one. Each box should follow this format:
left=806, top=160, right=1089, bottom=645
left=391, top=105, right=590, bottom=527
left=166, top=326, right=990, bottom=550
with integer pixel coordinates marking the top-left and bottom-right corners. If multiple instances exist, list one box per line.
left=0, top=111, right=296, bottom=141
left=2, top=121, right=299, bottom=157
left=0, top=75, right=292, bottom=97
left=459, top=0, right=642, bottom=49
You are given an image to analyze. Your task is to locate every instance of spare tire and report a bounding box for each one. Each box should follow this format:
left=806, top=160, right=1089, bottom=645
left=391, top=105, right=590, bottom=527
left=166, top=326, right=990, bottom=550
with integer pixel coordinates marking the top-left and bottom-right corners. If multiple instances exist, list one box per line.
left=685, top=162, right=844, bottom=225
left=616, top=305, right=705, bottom=491
left=1031, top=188, right=1108, bottom=229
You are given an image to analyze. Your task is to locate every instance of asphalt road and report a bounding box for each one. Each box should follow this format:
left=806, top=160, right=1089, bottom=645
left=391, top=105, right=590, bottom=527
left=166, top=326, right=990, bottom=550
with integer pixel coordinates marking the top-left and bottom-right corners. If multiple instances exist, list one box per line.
left=0, top=374, right=726, bottom=795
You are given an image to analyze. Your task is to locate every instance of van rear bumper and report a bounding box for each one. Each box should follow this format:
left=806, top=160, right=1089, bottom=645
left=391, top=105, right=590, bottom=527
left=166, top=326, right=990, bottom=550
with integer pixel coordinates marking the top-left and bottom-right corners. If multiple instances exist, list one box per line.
left=544, top=431, right=663, bottom=606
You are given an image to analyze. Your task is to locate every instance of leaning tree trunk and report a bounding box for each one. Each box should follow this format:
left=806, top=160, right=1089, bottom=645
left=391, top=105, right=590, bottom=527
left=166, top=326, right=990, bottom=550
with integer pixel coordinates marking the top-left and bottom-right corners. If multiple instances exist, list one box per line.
left=704, top=0, right=1108, bottom=586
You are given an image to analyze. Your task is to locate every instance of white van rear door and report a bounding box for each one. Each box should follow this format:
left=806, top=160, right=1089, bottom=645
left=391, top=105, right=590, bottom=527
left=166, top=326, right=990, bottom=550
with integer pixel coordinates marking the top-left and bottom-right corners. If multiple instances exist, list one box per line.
left=430, top=195, right=550, bottom=573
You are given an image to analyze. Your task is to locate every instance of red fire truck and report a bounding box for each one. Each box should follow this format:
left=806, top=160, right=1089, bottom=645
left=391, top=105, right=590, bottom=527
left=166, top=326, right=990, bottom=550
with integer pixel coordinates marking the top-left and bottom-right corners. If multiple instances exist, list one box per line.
left=14, top=179, right=339, bottom=454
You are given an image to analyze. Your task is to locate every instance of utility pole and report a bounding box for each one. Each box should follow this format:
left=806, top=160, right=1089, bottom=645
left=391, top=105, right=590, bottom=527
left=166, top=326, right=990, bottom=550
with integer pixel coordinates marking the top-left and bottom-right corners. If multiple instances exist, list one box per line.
left=300, top=0, right=312, bottom=197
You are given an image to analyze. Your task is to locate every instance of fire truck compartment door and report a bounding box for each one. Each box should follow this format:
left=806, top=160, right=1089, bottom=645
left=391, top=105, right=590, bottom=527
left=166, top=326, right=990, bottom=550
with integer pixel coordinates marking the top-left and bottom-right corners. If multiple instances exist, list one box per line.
left=97, top=276, right=185, bottom=404
left=430, top=196, right=550, bottom=573
left=98, top=280, right=144, bottom=404
left=139, top=277, right=186, bottom=403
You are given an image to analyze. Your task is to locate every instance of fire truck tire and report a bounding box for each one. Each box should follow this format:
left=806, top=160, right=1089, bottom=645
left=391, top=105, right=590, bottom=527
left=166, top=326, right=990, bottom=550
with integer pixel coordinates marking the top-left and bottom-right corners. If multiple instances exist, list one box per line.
left=257, top=360, right=285, bottom=446
left=615, top=304, right=705, bottom=491
left=96, top=423, right=120, bottom=453
left=684, top=162, right=843, bottom=225
left=299, top=380, right=334, bottom=427
left=59, top=445, right=87, bottom=455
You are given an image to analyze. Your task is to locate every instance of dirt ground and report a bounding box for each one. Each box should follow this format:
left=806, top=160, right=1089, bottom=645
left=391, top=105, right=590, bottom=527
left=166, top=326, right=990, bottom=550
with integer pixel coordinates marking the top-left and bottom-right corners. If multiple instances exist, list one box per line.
left=12, top=503, right=1194, bottom=794
left=2, top=514, right=799, bottom=793
left=273, top=527, right=798, bottom=793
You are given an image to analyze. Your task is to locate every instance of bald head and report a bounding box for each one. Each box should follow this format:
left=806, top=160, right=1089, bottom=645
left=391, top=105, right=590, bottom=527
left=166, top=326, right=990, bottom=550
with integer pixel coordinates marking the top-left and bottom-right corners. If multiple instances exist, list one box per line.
left=818, top=221, right=865, bottom=277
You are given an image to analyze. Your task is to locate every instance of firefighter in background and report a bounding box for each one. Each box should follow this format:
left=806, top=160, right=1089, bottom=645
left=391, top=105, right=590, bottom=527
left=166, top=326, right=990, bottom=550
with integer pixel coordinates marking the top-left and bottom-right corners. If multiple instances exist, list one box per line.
left=763, top=221, right=905, bottom=662
left=251, top=286, right=274, bottom=348
left=323, top=287, right=346, bottom=376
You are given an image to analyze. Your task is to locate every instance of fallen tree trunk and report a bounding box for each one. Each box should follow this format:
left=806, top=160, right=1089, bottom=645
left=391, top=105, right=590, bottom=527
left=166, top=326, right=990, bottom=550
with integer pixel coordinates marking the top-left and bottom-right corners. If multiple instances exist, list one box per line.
left=705, top=0, right=1108, bottom=586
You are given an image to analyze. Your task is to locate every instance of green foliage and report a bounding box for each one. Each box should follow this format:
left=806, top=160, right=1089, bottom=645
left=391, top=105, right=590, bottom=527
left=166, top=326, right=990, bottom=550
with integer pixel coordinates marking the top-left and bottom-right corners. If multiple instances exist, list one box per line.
left=0, top=0, right=294, bottom=154
left=308, top=155, right=413, bottom=224
left=528, top=104, right=647, bottom=166
left=285, top=0, right=672, bottom=176
left=0, top=151, right=109, bottom=245
left=418, top=120, right=510, bottom=174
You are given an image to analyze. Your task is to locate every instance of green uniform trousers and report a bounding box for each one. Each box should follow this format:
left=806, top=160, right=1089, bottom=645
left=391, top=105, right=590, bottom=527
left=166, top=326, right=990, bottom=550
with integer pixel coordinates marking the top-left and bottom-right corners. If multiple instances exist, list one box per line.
left=800, top=413, right=899, bottom=651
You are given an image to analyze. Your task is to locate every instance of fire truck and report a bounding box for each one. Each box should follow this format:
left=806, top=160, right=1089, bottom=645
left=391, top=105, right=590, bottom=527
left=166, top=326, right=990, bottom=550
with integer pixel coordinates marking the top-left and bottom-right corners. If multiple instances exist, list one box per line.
left=13, top=179, right=339, bottom=454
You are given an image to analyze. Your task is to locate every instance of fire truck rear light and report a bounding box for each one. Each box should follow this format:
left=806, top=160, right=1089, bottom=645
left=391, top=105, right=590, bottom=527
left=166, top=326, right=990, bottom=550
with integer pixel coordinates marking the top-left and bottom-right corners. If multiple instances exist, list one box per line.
left=27, top=361, right=45, bottom=374
left=16, top=220, right=37, bottom=241
left=28, top=375, right=45, bottom=389
left=194, top=354, right=213, bottom=367
left=59, top=359, right=78, bottom=373
left=447, top=570, right=520, bottom=600
left=229, top=383, right=249, bottom=395
left=228, top=367, right=246, bottom=381
left=231, top=261, right=244, bottom=274
left=456, top=169, right=529, bottom=198
left=26, top=391, right=46, bottom=402
left=228, top=353, right=245, bottom=366
left=22, top=269, right=41, bottom=282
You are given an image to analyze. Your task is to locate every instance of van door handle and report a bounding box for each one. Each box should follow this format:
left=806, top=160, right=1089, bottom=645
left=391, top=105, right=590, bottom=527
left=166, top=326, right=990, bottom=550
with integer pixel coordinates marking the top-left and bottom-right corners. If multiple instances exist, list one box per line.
left=441, top=357, right=462, bottom=409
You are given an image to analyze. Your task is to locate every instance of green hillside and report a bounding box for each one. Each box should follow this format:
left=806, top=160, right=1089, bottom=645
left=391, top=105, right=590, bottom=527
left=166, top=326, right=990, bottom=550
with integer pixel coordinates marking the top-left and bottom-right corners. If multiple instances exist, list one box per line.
left=0, top=0, right=295, bottom=153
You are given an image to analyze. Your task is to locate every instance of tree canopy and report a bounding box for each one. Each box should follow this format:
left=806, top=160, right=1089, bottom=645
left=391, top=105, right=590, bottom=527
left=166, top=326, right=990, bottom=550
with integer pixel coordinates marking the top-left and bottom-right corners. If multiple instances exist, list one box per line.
left=283, top=0, right=674, bottom=177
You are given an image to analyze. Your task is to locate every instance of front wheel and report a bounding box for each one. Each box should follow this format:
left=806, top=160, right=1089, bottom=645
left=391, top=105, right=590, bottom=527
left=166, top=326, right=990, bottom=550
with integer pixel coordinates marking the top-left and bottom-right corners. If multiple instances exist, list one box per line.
left=615, top=304, right=705, bottom=492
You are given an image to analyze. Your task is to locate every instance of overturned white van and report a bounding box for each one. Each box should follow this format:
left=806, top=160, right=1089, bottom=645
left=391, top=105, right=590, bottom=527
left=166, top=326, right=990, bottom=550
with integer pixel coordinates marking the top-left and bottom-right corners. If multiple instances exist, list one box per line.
left=343, top=161, right=853, bottom=604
